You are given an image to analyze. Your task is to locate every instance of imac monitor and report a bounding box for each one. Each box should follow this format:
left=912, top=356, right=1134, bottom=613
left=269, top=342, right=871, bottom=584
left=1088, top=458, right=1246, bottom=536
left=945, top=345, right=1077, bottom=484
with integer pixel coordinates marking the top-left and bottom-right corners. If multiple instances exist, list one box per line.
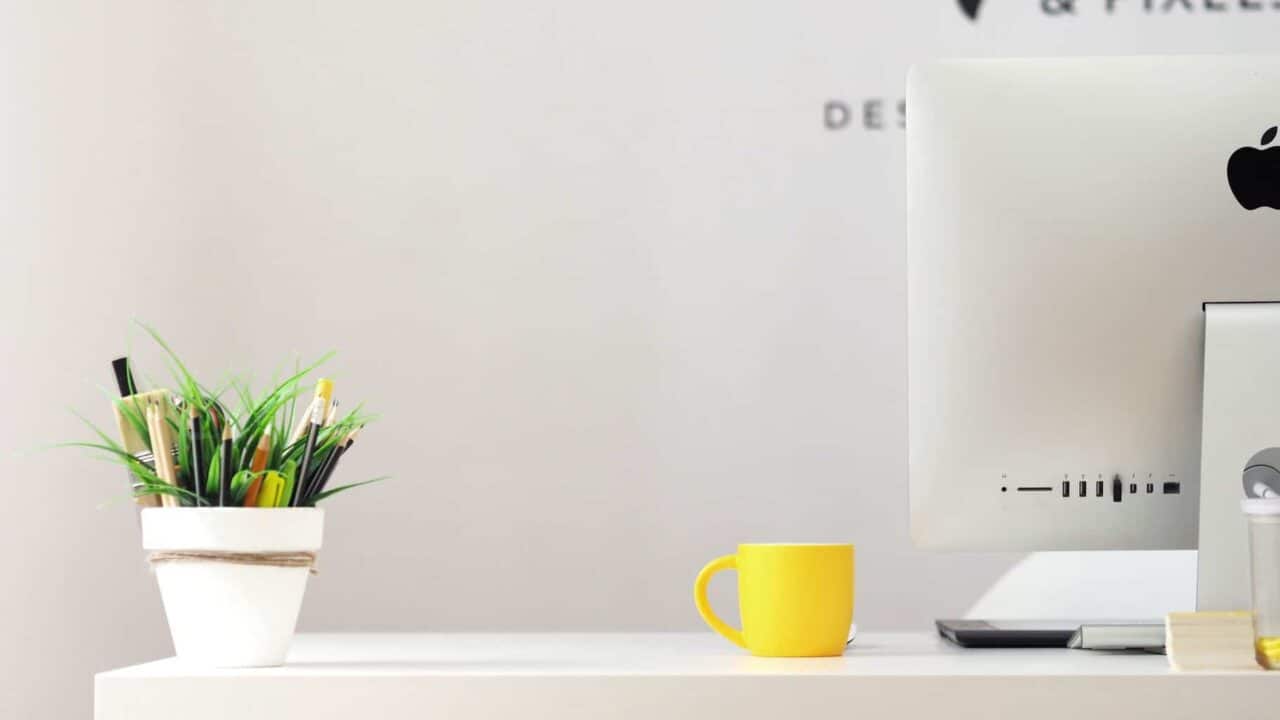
left=907, top=57, right=1280, bottom=552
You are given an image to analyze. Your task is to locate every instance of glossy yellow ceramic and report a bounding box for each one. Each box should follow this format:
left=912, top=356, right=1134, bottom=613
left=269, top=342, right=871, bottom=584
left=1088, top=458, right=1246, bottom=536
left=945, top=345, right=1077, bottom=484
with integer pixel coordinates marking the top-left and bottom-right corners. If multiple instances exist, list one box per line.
left=1258, top=636, right=1280, bottom=669
left=694, top=543, right=854, bottom=657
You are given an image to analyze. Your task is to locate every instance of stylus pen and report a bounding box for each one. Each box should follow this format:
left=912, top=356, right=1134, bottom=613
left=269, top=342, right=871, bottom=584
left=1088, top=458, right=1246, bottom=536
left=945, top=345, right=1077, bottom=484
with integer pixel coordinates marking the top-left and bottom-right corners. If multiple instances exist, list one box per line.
left=188, top=405, right=206, bottom=505
left=218, top=422, right=233, bottom=507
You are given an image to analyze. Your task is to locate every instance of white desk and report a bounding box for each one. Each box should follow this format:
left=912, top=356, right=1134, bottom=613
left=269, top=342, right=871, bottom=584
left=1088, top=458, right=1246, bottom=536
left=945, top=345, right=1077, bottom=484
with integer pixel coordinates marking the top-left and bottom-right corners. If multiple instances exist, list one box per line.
left=96, top=632, right=1276, bottom=719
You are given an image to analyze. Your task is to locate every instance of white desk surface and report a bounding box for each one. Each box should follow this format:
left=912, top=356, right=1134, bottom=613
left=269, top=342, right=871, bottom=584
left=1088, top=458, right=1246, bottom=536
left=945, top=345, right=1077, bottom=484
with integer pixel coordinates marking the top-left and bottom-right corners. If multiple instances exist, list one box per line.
left=96, top=632, right=1278, bottom=720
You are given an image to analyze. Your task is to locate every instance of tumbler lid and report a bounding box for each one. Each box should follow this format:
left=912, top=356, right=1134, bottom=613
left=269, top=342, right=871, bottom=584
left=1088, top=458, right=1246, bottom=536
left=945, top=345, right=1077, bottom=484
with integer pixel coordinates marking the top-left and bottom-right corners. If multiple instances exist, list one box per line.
left=1241, top=498, right=1280, bottom=515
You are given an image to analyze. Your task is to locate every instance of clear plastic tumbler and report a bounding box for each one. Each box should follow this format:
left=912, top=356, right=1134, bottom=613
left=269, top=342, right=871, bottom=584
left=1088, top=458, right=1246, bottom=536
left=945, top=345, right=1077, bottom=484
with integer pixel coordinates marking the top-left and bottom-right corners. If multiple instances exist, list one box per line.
left=1243, top=498, right=1280, bottom=669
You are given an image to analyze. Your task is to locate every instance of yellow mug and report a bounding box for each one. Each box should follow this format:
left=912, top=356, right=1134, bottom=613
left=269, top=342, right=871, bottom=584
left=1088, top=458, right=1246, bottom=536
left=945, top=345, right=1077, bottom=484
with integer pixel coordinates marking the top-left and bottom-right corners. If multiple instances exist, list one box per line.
left=694, top=543, right=854, bottom=657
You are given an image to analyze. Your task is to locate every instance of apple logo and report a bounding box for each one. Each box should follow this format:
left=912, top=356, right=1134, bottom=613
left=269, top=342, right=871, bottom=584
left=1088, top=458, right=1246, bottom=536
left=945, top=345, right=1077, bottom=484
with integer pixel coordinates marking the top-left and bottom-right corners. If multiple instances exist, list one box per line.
left=1227, top=125, right=1280, bottom=210
left=957, top=0, right=983, bottom=20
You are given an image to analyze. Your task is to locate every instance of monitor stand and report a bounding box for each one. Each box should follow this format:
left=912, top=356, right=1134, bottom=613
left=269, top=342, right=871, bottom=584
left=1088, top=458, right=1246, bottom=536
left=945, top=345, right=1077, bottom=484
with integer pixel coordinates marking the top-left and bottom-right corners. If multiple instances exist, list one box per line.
left=1196, top=301, right=1280, bottom=610
left=939, top=302, right=1280, bottom=649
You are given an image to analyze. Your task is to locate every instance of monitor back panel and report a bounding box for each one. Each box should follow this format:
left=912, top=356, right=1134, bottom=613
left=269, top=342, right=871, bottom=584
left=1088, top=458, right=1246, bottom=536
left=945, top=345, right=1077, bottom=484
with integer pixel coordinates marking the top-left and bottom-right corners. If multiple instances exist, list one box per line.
left=907, top=56, right=1280, bottom=551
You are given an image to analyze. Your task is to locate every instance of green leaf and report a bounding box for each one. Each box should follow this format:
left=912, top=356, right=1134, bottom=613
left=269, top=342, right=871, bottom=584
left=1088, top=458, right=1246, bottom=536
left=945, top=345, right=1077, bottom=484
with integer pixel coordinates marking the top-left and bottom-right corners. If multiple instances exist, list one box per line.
left=229, top=469, right=258, bottom=506
left=308, top=477, right=388, bottom=505
left=135, top=322, right=201, bottom=401
left=207, top=446, right=221, bottom=499
left=280, top=459, right=298, bottom=508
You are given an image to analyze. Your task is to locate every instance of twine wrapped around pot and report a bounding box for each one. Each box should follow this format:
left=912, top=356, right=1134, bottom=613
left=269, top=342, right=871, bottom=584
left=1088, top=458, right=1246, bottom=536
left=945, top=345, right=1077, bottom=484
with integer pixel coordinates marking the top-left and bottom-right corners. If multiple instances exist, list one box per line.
left=149, top=550, right=318, bottom=574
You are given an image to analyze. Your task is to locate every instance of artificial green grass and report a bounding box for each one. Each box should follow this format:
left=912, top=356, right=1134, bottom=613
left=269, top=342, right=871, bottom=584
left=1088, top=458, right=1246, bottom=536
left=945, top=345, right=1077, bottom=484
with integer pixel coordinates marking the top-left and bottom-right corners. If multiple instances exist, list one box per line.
left=65, top=323, right=383, bottom=507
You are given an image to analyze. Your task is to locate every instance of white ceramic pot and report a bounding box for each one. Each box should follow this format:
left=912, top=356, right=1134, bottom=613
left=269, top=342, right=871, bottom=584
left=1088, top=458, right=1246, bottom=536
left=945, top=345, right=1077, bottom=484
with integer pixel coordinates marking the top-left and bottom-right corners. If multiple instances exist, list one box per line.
left=140, top=508, right=324, bottom=668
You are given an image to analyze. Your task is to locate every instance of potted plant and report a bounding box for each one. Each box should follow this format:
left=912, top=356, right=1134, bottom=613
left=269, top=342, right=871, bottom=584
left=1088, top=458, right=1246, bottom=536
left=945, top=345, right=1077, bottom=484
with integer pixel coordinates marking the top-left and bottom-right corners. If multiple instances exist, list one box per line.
left=68, top=327, right=383, bottom=667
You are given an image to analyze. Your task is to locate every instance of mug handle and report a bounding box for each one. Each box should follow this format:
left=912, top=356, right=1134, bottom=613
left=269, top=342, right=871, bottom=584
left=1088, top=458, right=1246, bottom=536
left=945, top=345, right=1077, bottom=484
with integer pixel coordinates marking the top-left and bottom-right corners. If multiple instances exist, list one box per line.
left=694, top=554, right=747, bottom=649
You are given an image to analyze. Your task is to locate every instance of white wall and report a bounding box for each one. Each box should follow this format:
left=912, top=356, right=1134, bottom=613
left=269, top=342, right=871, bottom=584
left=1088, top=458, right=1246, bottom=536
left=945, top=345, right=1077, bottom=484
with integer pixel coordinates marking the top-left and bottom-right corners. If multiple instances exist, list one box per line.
left=2, top=2, right=1278, bottom=717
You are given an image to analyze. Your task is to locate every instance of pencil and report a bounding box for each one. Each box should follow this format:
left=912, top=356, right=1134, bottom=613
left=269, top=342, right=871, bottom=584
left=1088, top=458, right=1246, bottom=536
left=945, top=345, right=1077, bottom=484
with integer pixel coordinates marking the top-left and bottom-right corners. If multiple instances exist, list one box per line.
left=146, top=400, right=180, bottom=507
left=145, top=402, right=163, bottom=479
left=288, top=396, right=318, bottom=446
left=142, top=401, right=162, bottom=503
left=296, top=400, right=341, bottom=499
left=206, top=400, right=223, bottom=435
left=219, top=422, right=233, bottom=507
left=308, top=425, right=360, bottom=501
left=156, top=403, right=180, bottom=494
left=300, top=435, right=340, bottom=502
left=243, top=425, right=272, bottom=507
left=188, top=405, right=206, bottom=506
left=290, top=378, right=332, bottom=507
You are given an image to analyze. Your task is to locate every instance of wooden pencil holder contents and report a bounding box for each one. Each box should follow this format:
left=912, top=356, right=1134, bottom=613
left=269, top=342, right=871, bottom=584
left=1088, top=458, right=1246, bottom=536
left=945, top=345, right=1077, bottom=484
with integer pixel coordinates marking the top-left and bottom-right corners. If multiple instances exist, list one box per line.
left=141, top=507, right=324, bottom=668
